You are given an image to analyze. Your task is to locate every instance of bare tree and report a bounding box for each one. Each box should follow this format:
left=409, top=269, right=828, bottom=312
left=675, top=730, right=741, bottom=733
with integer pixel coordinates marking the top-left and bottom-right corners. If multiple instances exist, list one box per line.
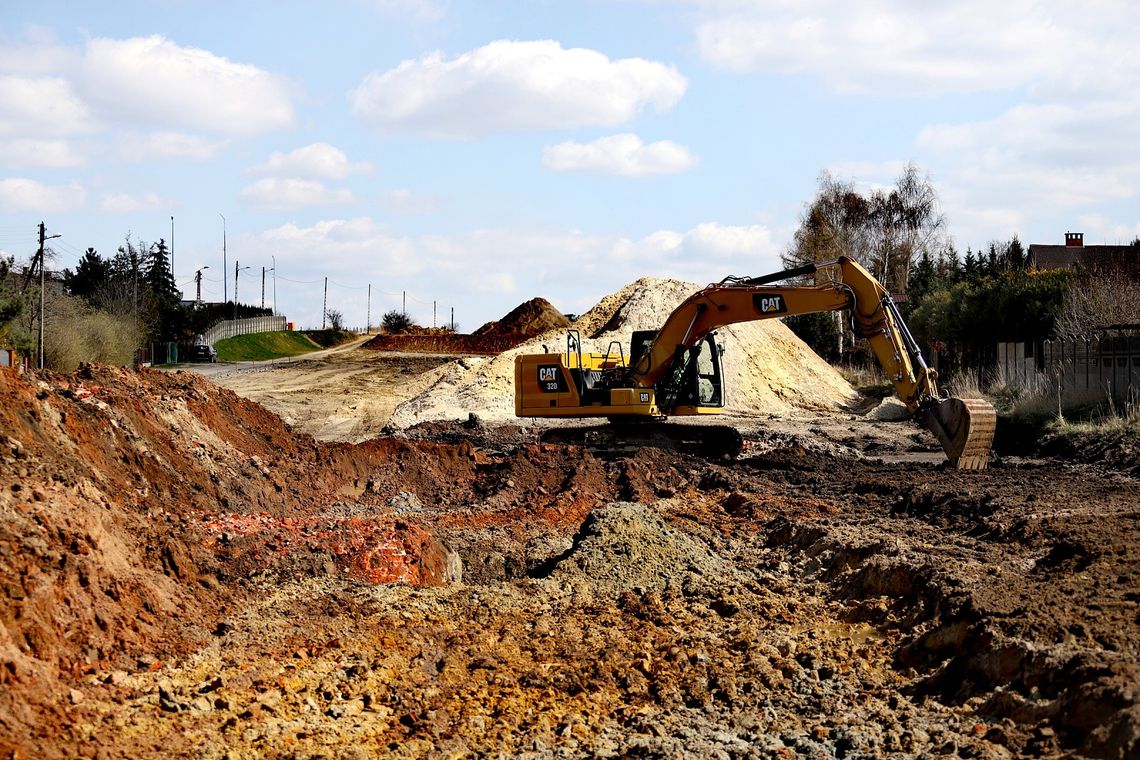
left=325, top=308, right=345, bottom=331
left=784, top=163, right=948, bottom=294
left=1055, top=270, right=1140, bottom=336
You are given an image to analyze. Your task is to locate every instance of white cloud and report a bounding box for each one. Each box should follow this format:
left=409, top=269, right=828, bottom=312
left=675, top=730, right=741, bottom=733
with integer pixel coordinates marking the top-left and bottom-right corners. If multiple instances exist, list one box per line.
left=349, top=40, right=688, bottom=137
left=0, top=75, right=94, bottom=136
left=239, top=178, right=356, bottom=212
left=251, top=217, right=779, bottom=327
left=79, top=35, right=293, bottom=135
left=254, top=143, right=372, bottom=179
left=99, top=191, right=169, bottom=214
left=692, top=0, right=1087, bottom=95
left=0, top=177, right=86, bottom=213
left=117, top=132, right=226, bottom=162
left=0, top=139, right=85, bottom=168
left=543, top=133, right=698, bottom=176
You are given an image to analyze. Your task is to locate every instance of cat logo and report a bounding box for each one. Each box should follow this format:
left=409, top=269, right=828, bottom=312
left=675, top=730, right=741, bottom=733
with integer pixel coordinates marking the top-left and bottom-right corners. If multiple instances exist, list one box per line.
left=753, top=294, right=788, bottom=315
left=640, top=392, right=650, bottom=403
left=537, top=364, right=567, bottom=392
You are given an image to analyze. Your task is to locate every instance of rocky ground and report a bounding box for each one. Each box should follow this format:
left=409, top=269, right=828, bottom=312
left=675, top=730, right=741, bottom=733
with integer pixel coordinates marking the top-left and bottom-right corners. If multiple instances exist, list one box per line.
left=1, top=362, right=1137, bottom=759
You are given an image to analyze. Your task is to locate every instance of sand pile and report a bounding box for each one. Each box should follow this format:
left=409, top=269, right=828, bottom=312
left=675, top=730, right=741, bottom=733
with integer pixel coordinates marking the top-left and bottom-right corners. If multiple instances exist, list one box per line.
left=387, top=278, right=859, bottom=428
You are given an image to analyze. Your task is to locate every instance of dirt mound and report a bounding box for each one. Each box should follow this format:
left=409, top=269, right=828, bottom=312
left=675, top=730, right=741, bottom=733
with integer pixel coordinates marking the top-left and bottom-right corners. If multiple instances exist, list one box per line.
left=539, top=501, right=731, bottom=594
left=473, top=296, right=570, bottom=340
left=387, top=277, right=859, bottom=428
left=0, top=366, right=454, bottom=750
left=363, top=297, right=570, bottom=355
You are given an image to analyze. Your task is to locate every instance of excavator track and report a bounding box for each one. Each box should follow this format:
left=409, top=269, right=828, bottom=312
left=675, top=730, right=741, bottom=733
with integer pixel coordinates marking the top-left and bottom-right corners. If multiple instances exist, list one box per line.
left=539, top=422, right=744, bottom=460
left=920, top=397, right=997, bottom=470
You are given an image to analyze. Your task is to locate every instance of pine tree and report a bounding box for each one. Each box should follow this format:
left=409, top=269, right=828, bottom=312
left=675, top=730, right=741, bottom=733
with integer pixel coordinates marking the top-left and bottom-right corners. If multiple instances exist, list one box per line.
left=65, top=248, right=108, bottom=303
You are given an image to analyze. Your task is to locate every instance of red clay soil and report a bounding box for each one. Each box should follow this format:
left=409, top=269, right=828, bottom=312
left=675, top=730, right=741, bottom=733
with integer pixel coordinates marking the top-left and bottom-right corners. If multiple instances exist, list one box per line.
left=0, top=366, right=455, bottom=751
left=362, top=297, right=569, bottom=354
left=2, top=365, right=1138, bottom=758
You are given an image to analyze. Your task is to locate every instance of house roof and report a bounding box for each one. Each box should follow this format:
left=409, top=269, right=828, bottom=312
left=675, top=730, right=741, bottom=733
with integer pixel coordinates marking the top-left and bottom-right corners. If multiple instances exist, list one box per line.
left=1028, top=244, right=1139, bottom=273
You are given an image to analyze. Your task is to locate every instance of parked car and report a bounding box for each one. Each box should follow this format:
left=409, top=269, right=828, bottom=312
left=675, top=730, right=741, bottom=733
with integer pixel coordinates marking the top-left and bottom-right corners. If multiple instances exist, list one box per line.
left=188, top=344, right=217, bottom=363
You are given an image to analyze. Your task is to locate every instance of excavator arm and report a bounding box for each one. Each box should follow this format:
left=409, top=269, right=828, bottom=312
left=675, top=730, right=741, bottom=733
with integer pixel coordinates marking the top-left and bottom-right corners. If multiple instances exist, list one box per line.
left=629, top=256, right=995, bottom=469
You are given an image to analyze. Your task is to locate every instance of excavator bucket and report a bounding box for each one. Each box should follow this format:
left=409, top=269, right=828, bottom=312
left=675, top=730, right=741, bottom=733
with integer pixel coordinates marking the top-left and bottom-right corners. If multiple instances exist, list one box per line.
left=919, top=397, right=997, bottom=470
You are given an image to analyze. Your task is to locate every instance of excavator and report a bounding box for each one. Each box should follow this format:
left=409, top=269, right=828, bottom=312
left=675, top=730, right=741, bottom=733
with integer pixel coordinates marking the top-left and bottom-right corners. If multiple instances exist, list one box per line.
left=514, top=256, right=996, bottom=469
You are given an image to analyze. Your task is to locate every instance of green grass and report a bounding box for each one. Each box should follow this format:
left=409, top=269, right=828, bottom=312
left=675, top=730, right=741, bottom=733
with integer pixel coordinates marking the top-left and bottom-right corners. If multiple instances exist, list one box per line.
left=213, top=331, right=322, bottom=362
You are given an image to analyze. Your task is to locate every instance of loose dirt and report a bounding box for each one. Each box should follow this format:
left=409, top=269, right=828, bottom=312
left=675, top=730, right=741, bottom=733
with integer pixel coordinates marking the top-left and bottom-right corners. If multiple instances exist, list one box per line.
left=3, top=279, right=1137, bottom=758
left=2, top=359, right=1138, bottom=758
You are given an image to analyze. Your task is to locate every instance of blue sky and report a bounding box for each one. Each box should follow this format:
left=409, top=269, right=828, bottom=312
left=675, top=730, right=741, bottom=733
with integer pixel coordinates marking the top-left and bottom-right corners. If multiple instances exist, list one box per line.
left=1, top=0, right=1137, bottom=330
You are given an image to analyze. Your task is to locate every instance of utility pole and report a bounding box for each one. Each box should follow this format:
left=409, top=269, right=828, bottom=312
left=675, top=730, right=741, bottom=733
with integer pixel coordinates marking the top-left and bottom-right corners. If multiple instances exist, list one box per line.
left=219, top=213, right=227, bottom=304
left=322, top=277, right=328, bottom=328
left=195, top=266, right=209, bottom=304
left=367, top=284, right=371, bottom=333
left=433, top=300, right=436, bottom=328
left=450, top=307, right=454, bottom=332
left=261, top=266, right=266, bottom=309
left=402, top=290, right=406, bottom=315
left=271, top=255, right=277, bottom=316
left=35, top=222, right=61, bottom=369
left=234, top=261, right=250, bottom=319
left=36, top=222, right=45, bottom=369
left=170, top=215, right=175, bottom=281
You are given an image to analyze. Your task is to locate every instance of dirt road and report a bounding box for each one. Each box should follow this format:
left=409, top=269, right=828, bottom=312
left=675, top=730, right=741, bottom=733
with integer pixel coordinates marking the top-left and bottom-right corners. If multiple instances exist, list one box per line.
left=175, top=339, right=457, bottom=442
left=2, top=360, right=1137, bottom=759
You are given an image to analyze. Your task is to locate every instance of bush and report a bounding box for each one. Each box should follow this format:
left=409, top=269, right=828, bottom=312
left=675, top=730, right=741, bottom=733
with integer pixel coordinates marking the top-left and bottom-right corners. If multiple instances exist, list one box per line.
left=381, top=310, right=415, bottom=334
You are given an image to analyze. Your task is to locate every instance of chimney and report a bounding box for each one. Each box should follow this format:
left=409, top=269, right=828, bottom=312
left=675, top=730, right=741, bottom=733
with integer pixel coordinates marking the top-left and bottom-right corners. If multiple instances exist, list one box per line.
left=1065, top=231, right=1084, bottom=247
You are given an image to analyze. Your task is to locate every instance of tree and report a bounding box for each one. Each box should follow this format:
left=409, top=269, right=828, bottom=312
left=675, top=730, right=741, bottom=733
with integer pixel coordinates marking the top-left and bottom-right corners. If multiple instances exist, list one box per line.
left=784, top=163, right=948, bottom=296
left=381, top=309, right=414, bottom=334
left=64, top=248, right=108, bottom=302
left=1055, top=270, right=1140, bottom=336
left=325, top=308, right=345, bottom=330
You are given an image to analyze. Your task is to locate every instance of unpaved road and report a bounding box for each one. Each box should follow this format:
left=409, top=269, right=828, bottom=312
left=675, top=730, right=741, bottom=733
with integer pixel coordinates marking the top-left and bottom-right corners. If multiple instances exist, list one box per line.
left=173, top=340, right=458, bottom=442
left=2, top=359, right=1138, bottom=759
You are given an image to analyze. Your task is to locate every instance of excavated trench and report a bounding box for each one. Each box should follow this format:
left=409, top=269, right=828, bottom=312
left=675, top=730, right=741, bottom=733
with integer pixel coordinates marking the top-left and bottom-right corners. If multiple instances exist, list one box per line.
left=2, top=367, right=1138, bottom=758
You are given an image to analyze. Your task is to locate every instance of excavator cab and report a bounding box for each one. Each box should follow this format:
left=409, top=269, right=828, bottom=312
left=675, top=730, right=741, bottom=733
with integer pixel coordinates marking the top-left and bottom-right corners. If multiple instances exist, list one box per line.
left=634, top=331, right=725, bottom=414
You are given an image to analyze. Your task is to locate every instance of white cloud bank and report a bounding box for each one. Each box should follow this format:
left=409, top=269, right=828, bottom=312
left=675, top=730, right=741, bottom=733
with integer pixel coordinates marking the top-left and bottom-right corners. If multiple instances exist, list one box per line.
left=79, top=36, right=293, bottom=135
left=349, top=40, right=688, bottom=137
left=239, top=178, right=356, bottom=212
left=249, top=217, right=779, bottom=327
left=0, top=178, right=86, bottom=213
left=253, top=143, right=373, bottom=180
left=543, top=134, right=698, bottom=176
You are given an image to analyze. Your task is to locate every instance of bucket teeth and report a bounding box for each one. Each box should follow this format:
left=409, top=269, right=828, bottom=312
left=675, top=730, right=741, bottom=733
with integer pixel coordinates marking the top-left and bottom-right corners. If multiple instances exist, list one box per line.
left=920, top=397, right=997, bottom=470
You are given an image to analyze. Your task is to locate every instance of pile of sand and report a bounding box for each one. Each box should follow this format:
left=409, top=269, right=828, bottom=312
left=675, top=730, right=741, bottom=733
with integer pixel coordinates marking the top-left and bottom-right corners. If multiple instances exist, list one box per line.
left=387, top=278, right=859, bottom=428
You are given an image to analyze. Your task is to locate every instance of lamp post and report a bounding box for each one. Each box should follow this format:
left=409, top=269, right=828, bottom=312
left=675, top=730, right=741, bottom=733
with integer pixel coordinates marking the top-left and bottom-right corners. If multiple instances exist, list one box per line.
left=219, top=213, right=227, bottom=304
left=194, top=266, right=209, bottom=305
left=234, top=261, right=251, bottom=319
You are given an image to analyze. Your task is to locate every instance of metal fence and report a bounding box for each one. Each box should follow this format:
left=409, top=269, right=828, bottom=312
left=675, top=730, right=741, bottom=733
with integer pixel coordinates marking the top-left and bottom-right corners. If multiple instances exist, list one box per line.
left=201, top=315, right=288, bottom=345
left=997, top=334, right=1140, bottom=402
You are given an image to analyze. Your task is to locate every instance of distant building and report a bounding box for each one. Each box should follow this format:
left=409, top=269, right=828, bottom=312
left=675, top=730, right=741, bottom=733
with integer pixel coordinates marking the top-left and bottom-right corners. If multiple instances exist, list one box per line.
left=1028, top=232, right=1139, bottom=277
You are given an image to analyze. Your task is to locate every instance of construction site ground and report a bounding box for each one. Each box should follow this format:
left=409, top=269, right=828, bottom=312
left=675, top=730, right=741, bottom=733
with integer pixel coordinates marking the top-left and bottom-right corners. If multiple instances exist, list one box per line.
left=2, top=344, right=1138, bottom=759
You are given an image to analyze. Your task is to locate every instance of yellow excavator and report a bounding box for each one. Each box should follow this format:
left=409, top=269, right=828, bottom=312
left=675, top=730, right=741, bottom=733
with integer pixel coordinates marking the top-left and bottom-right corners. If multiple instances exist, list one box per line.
left=514, top=256, right=996, bottom=469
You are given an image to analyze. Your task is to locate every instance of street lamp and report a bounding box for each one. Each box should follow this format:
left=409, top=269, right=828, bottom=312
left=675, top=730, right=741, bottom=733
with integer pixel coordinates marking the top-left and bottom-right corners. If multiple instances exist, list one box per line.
left=219, top=213, right=227, bottom=304
left=234, top=261, right=251, bottom=319
left=261, top=264, right=275, bottom=310
left=194, top=266, right=210, bottom=305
